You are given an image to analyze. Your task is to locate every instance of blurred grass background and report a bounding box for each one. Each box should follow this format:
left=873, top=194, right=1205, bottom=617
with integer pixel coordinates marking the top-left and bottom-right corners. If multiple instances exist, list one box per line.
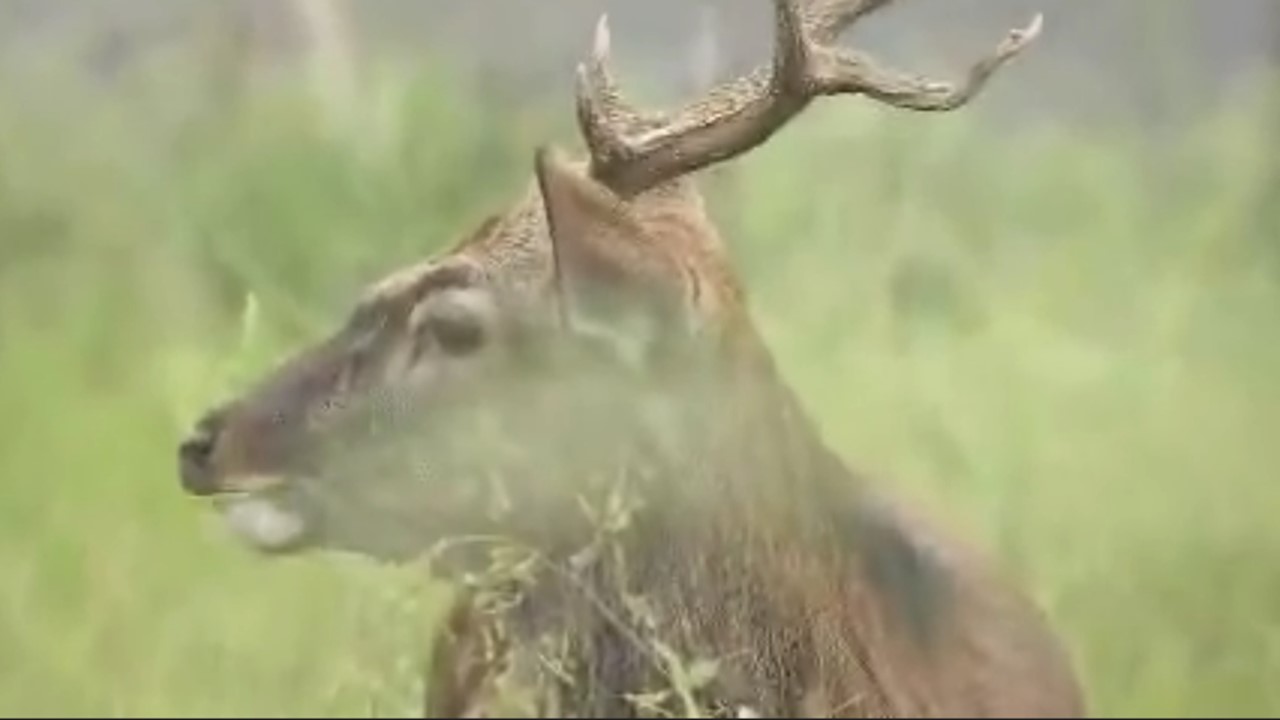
left=1, top=7, right=1279, bottom=717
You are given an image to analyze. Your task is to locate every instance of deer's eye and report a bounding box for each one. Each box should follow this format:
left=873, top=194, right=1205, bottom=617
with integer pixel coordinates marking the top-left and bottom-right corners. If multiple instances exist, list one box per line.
left=428, top=310, right=486, bottom=357
left=411, top=287, right=495, bottom=360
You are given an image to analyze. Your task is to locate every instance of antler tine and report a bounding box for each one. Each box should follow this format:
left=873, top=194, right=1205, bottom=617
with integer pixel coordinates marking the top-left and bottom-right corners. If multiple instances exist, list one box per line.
left=574, top=15, right=644, bottom=174
left=575, top=0, right=1043, bottom=199
left=814, top=13, right=1044, bottom=111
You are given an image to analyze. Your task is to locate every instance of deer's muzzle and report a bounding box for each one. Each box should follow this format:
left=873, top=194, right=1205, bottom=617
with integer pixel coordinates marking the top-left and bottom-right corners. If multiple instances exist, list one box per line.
left=178, top=404, right=296, bottom=497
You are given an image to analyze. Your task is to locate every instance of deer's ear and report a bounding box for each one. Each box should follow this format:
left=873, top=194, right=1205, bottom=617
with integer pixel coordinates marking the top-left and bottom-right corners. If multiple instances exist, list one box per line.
left=534, top=145, right=691, bottom=363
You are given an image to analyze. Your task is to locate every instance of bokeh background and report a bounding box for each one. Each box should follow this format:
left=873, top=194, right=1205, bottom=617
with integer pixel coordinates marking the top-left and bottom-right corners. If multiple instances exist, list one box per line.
left=1, top=0, right=1277, bottom=716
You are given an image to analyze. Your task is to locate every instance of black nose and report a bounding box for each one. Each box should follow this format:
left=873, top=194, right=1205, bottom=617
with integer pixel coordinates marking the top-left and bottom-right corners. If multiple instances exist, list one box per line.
left=178, top=413, right=222, bottom=497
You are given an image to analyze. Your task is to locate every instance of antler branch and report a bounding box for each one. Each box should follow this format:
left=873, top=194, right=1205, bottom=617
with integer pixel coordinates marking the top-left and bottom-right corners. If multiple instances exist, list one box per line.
left=575, top=0, right=1043, bottom=198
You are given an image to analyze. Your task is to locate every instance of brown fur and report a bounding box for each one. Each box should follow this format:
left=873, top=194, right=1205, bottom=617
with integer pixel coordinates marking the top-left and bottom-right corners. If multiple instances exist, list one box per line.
left=176, top=2, right=1083, bottom=717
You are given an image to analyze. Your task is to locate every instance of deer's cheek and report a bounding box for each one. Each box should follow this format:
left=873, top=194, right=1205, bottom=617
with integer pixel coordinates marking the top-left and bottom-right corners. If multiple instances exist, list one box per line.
left=402, top=359, right=442, bottom=395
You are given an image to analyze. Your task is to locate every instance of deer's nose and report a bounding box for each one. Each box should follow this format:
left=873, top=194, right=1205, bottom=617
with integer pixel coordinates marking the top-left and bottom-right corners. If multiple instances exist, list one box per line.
left=178, top=413, right=223, bottom=497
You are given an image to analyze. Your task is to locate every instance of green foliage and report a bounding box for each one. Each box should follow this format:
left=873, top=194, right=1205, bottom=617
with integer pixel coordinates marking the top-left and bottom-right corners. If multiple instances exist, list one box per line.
left=0, top=51, right=1277, bottom=716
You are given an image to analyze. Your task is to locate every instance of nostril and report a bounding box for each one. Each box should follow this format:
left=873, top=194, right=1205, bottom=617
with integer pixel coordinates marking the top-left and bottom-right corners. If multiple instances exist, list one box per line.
left=180, top=432, right=214, bottom=464
left=178, top=428, right=219, bottom=496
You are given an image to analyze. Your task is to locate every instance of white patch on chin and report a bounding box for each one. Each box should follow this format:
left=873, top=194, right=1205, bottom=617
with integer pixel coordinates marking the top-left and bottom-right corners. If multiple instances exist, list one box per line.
left=219, top=495, right=307, bottom=552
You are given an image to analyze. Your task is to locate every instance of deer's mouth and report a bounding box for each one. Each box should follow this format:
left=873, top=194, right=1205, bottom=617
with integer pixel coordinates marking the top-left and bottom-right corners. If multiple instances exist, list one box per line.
left=205, top=470, right=447, bottom=563
left=209, top=477, right=316, bottom=555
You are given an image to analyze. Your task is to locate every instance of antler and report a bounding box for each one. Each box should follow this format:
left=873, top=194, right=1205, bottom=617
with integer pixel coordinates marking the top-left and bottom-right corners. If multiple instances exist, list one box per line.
left=575, top=0, right=1043, bottom=198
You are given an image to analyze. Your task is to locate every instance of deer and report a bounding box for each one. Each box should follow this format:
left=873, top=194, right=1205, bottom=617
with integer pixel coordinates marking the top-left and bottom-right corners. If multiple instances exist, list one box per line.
left=175, top=0, right=1085, bottom=716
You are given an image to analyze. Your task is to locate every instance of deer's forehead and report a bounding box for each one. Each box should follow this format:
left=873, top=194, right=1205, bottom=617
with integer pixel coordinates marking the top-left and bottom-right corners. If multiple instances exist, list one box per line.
left=360, top=257, right=483, bottom=307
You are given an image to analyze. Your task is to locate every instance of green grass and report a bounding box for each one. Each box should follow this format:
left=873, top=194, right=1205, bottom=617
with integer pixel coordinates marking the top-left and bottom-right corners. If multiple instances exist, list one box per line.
left=0, top=52, right=1277, bottom=716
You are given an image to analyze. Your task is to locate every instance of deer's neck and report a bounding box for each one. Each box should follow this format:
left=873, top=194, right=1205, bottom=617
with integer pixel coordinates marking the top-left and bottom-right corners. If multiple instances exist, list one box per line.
left=445, top=377, right=877, bottom=717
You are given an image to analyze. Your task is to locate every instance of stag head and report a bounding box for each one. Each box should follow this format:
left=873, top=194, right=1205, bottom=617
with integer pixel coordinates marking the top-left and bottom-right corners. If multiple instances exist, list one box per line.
left=176, top=0, right=1041, bottom=561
